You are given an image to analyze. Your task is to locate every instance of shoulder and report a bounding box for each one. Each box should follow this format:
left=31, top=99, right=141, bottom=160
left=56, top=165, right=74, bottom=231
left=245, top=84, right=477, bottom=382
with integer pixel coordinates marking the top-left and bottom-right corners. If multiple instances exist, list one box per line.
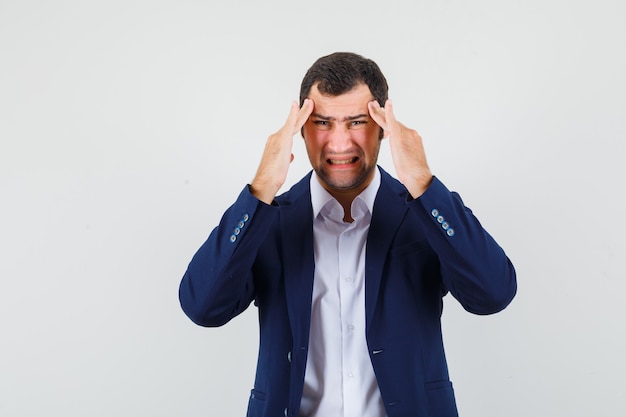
left=377, top=166, right=411, bottom=199
left=274, top=171, right=313, bottom=206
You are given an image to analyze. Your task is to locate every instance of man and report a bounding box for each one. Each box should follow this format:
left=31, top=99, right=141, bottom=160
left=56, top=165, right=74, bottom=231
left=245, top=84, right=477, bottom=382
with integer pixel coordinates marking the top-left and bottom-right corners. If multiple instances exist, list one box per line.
left=179, top=52, right=516, bottom=417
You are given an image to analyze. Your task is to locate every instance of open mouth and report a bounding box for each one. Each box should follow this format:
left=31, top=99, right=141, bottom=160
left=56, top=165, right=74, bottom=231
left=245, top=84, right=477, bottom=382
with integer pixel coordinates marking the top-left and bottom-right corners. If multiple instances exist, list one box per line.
left=328, top=157, right=358, bottom=165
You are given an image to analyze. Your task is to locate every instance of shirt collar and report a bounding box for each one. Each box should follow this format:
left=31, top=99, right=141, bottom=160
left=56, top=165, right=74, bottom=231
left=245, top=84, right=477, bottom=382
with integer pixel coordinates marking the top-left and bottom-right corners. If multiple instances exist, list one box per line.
left=310, top=167, right=381, bottom=221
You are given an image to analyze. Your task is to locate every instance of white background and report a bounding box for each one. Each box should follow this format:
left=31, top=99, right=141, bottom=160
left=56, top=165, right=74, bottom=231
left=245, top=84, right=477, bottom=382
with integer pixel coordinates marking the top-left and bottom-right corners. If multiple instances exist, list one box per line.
left=1, top=1, right=625, bottom=416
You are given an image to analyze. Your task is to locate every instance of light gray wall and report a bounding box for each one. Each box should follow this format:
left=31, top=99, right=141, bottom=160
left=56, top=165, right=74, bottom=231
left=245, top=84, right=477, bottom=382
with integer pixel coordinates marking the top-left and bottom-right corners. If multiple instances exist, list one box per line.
left=1, top=1, right=625, bottom=416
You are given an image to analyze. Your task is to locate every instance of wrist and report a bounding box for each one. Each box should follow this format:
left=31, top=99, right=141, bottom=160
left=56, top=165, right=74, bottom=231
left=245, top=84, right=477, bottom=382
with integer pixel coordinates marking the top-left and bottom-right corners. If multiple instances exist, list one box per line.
left=250, top=179, right=277, bottom=205
left=404, top=172, right=433, bottom=199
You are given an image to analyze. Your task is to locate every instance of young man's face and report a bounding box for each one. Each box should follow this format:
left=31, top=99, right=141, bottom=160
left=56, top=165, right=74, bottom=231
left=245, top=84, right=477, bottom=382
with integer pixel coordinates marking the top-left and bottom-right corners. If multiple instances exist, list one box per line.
left=302, top=83, right=382, bottom=202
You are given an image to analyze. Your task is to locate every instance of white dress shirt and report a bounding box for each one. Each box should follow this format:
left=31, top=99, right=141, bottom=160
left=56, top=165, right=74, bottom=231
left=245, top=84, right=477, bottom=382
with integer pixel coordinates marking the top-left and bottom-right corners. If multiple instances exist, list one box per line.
left=299, top=169, right=386, bottom=417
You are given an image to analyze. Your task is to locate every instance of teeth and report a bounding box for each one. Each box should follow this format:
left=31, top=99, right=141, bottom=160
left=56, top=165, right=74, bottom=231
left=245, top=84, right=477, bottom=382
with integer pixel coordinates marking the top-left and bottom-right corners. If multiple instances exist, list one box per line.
left=329, top=157, right=356, bottom=165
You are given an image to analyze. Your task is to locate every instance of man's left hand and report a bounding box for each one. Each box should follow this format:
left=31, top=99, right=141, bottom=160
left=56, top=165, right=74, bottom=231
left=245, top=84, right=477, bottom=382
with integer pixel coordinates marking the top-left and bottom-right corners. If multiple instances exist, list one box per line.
left=368, top=99, right=433, bottom=198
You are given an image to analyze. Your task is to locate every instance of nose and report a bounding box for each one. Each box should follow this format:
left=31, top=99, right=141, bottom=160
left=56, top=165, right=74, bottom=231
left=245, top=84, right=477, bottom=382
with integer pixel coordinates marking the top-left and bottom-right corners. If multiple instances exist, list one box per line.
left=326, top=125, right=352, bottom=153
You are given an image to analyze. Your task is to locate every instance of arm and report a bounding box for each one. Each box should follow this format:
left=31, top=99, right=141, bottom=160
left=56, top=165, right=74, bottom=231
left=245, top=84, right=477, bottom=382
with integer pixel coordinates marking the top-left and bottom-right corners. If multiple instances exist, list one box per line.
left=412, top=177, right=516, bottom=314
left=179, top=100, right=314, bottom=326
left=179, top=187, right=277, bottom=326
left=368, top=100, right=516, bottom=314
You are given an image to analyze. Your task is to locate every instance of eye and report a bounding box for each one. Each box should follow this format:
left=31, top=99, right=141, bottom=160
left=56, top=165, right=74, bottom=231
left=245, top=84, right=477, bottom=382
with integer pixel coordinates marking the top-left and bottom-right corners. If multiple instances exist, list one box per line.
left=350, top=120, right=367, bottom=128
left=313, top=120, right=332, bottom=130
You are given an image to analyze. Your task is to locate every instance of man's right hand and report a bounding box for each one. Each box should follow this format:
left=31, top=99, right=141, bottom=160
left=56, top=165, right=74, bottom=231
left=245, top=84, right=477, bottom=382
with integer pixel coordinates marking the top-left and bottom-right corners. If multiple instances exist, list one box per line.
left=250, top=98, right=314, bottom=204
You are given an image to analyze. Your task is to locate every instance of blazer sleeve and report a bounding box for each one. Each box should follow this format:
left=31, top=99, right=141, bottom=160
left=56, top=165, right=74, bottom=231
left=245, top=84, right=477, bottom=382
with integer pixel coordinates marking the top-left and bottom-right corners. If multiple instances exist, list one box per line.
left=179, top=185, right=278, bottom=327
left=411, top=176, right=517, bottom=314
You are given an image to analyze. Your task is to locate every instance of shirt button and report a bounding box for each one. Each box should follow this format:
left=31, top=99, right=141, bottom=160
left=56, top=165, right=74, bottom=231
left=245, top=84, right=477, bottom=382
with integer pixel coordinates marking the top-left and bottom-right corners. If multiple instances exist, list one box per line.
left=238, top=220, right=245, bottom=228
left=441, top=221, right=450, bottom=230
left=344, top=276, right=354, bottom=283
left=437, top=215, right=445, bottom=224
left=447, top=228, right=455, bottom=237
left=431, top=208, right=439, bottom=217
left=243, top=213, right=249, bottom=222
left=229, top=235, right=236, bottom=243
left=347, top=324, right=355, bottom=333
left=348, top=372, right=354, bottom=378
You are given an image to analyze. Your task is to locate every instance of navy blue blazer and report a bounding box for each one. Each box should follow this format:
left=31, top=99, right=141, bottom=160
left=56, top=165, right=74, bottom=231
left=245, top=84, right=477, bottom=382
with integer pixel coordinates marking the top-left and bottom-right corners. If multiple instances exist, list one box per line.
left=180, top=167, right=516, bottom=417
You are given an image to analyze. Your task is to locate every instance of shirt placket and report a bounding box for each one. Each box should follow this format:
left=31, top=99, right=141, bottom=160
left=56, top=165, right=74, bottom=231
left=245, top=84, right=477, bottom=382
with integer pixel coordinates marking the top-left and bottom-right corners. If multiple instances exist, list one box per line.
left=338, top=221, right=361, bottom=417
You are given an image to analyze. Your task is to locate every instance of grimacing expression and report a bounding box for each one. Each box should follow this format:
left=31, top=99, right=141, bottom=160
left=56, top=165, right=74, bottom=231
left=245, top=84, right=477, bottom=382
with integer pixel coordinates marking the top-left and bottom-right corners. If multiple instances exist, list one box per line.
left=302, top=83, right=382, bottom=201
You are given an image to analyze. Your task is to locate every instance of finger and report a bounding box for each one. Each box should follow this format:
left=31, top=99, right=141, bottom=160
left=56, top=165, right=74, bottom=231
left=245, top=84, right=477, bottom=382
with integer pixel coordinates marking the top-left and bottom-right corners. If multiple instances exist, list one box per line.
left=367, top=100, right=387, bottom=129
left=284, top=100, right=301, bottom=128
left=294, top=98, right=314, bottom=130
left=383, top=99, right=398, bottom=125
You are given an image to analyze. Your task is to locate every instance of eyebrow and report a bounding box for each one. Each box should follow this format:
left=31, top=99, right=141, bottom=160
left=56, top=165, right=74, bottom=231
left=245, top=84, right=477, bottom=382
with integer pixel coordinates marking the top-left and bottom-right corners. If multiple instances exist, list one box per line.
left=311, top=113, right=369, bottom=122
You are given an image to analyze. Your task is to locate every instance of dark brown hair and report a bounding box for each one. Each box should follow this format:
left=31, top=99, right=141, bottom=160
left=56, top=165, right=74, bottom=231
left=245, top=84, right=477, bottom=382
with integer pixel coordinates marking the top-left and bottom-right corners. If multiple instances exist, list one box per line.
left=299, top=52, right=389, bottom=107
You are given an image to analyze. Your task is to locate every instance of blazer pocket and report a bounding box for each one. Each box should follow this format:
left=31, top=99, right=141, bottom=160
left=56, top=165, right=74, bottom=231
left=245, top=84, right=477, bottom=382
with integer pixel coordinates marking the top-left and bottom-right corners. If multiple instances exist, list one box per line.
left=425, top=380, right=452, bottom=391
left=388, top=239, right=430, bottom=258
left=425, top=380, right=458, bottom=417
left=249, top=389, right=266, bottom=402
left=246, top=389, right=267, bottom=417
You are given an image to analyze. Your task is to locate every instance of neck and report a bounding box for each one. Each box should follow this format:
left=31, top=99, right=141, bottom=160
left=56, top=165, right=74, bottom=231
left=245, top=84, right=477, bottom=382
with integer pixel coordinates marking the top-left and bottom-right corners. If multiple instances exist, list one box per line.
left=340, top=203, right=354, bottom=223
left=324, top=191, right=355, bottom=223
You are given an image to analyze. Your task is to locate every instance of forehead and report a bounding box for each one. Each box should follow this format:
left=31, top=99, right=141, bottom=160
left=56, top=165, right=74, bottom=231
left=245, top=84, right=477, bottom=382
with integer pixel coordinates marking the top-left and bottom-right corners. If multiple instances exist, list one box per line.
left=308, top=83, right=374, bottom=117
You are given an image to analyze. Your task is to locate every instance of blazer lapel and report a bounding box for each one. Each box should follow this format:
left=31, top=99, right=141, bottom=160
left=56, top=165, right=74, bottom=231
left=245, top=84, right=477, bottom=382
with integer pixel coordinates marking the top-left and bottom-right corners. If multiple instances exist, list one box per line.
left=279, top=175, right=316, bottom=345
left=365, top=168, right=410, bottom=332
